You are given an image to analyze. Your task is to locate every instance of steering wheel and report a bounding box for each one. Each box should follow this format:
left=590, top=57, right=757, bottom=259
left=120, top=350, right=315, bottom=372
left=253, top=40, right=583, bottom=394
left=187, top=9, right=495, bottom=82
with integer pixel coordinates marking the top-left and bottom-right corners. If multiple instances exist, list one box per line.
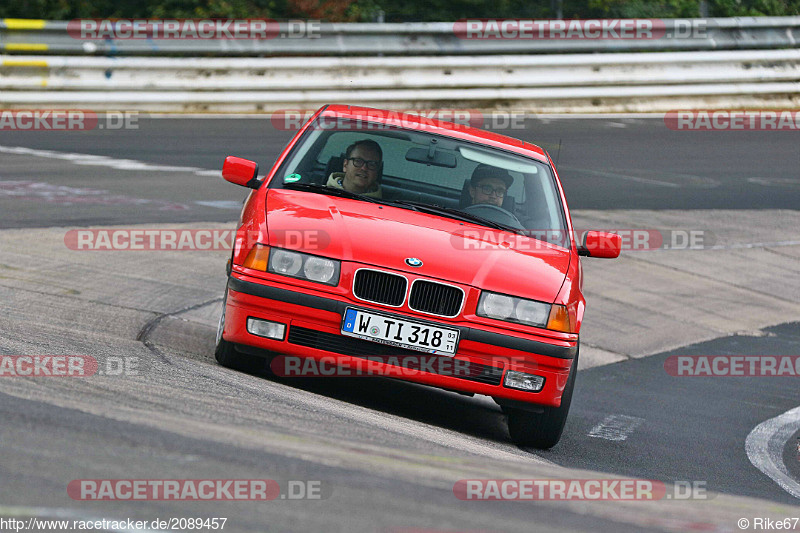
left=462, top=204, right=525, bottom=230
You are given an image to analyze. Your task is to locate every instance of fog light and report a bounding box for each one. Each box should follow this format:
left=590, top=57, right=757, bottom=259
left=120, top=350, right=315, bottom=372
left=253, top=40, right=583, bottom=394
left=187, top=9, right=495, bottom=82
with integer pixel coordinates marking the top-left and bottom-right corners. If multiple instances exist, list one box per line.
left=246, top=317, right=286, bottom=340
left=504, top=370, right=545, bottom=392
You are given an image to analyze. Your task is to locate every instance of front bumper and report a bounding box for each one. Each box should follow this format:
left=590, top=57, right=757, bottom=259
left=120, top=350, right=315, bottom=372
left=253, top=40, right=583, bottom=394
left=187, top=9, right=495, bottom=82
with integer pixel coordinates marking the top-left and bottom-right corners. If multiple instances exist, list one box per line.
left=223, top=273, right=577, bottom=407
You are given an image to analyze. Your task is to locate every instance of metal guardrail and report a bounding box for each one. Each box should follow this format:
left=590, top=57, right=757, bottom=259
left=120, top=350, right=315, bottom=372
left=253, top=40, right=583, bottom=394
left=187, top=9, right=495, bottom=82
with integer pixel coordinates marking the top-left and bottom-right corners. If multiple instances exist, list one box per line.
left=1, top=18, right=798, bottom=112
left=1, top=49, right=798, bottom=112
left=3, top=49, right=800, bottom=91
left=0, top=17, right=799, bottom=55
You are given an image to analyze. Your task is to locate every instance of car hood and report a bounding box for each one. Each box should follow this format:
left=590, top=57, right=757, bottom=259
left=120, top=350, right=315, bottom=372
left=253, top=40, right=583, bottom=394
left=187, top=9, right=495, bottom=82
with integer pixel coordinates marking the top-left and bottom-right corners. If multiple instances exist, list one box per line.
left=266, top=189, right=570, bottom=303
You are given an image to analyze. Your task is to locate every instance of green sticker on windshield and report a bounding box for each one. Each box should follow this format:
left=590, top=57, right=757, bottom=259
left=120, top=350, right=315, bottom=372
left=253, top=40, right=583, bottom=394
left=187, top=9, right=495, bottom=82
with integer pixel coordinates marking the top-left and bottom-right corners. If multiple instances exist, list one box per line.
left=284, top=173, right=301, bottom=183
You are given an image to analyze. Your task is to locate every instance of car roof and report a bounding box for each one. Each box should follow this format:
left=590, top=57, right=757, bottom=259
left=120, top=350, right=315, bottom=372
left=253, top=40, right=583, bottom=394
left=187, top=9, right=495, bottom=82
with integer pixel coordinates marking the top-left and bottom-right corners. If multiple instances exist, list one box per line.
left=320, top=105, right=550, bottom=163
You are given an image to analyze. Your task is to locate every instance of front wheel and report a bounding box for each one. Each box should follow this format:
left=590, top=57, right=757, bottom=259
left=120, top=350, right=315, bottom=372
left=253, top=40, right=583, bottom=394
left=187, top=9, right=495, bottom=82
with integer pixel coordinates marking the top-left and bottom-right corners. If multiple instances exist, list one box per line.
left=215, top=288, right=241, bottom=368
left=507, top=346, right=578, bottom=449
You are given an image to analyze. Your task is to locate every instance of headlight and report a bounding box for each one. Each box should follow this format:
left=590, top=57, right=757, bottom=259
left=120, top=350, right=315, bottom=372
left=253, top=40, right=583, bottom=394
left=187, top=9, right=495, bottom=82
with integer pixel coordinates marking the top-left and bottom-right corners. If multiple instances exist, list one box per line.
left=267, top=247, right=340, bottom=285
left=477, top=291, right=550, bottom=328
left=270, top=248, right=303, bottom=276
left=303, top=256, right=337, bottom=284
left=479, top=293, right=515, bottom=320
left=243, top=244, right=340, bottom=286
left=515, top=299, right=550, bottom=326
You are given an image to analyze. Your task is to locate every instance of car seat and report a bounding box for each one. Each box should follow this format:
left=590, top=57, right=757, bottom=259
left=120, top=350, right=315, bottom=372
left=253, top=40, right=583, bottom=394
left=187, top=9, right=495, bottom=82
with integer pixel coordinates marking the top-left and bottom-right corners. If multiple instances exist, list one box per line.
left=324, top=154, right=346, bottom=182
left=459, top=181, right=515, bottom=211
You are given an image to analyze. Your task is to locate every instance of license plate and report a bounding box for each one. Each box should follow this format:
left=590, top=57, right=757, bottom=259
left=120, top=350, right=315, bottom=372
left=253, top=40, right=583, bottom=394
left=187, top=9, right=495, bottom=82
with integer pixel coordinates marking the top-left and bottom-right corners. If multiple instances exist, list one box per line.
left=341, top=308, right=459, bottom=356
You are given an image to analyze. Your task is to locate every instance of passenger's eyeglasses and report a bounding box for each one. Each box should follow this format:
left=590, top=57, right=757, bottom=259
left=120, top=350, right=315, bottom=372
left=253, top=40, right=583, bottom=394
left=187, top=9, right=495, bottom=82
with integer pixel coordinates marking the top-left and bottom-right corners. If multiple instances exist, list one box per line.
left=477, top=185, right=507, bottom=197
left=346, top=157, right=380, bottom=170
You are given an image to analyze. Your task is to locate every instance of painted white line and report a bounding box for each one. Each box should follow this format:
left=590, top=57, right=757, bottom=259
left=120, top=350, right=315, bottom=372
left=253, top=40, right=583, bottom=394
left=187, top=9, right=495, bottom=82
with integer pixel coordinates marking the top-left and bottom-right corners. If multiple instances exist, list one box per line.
left=146, top=113, right=283, bottom=119
left=707, top=241, right=800, bottom=250
left=533, top=113, right=665, bottom=119
left=644, top=240, right=800, bottom=252
left=745, top=405, right=800, bottom=500
left=0, top=506, right=166, bottom=532
left=588, top=414, right=644, bottom=442
left=0, top=144, right=215, bottom=177
left=577, top=169, right=681, bottom=188
left=0, top=179, right=190, bottom=211
left=195, top=200, right=243, bottom=210
left=747, top=177, right=800, bottom=188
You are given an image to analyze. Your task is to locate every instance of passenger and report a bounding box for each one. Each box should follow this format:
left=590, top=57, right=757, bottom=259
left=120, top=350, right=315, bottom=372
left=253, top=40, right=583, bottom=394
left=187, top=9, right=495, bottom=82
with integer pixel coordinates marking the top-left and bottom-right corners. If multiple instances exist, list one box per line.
left=327, top=140, right=383, bottom=197
left=468, top=164, right=513, bottom=207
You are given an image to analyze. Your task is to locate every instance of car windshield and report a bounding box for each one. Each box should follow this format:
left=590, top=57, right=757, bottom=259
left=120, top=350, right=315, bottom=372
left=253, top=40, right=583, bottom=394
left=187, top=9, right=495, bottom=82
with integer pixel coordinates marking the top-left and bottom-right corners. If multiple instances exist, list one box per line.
left=269, top=118, right=570, bottom=248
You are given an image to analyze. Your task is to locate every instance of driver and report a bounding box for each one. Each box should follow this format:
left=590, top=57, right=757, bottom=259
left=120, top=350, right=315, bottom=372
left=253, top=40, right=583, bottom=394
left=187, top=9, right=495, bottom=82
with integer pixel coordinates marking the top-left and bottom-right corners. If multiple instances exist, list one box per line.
left=468, top=164, right=513, bottom=208
left=326, top=139, right=383, bottom=198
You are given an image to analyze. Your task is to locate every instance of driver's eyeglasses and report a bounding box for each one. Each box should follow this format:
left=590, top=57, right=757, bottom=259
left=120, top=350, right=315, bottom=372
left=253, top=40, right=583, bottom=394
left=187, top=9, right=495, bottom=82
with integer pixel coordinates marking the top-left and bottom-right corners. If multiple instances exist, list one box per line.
left=478, top=185, right=507, bottom=197
left=347, top=157, right=380, bottom=170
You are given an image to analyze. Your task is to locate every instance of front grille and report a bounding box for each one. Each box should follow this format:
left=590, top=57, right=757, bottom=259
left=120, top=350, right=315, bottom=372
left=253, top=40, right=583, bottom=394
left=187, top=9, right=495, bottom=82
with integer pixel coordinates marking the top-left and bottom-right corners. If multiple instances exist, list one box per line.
left=288, top=326, right=503, bottom=386
left=409, top=280, right=463, bottom=317
left=353, top=269, right=407, bottom=306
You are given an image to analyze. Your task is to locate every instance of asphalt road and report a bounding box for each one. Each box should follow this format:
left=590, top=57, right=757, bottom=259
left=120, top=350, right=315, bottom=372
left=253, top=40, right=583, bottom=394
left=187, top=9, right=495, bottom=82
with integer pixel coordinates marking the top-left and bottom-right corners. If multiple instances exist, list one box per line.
left=1, top=117, right=798, bottom=532
left=549, top=322, right=800, bottom=505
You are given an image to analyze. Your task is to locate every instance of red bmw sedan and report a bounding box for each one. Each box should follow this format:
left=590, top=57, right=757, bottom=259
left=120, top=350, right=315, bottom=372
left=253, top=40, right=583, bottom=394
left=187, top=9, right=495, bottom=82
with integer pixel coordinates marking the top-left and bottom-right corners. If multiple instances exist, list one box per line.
left=216, top=105, right=620, bottom=449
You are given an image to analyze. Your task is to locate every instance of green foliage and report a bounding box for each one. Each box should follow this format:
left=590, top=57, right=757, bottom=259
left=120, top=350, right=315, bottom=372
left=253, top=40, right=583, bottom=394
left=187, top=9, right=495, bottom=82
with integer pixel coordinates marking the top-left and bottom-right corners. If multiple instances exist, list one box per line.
left=0, top=0, right=288, bottom=19
left=0, top=0, right=797, bottom=21
left=586, top=0, right=701, bottom=17
left=710, top=0, right=800, bottom=16
left=382, top=0, right=553, bottom=22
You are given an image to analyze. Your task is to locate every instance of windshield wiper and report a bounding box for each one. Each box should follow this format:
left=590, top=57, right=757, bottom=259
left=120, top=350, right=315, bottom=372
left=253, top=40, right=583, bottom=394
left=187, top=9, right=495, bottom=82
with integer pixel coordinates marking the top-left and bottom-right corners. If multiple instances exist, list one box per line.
left=282, top=182, right=386, bottom=204
left=282, top=184, right=516, bottom=232
left=284, top=183, right=424, bottom=212
left=384, top=200, right=522, bottom=234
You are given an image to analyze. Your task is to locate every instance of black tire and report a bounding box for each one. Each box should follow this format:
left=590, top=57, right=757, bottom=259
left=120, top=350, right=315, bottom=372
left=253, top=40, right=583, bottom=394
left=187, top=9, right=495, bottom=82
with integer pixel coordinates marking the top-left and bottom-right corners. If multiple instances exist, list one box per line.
left=507, top=345, right=579, bottom=449
left=214, top=288, right=241, bottom=368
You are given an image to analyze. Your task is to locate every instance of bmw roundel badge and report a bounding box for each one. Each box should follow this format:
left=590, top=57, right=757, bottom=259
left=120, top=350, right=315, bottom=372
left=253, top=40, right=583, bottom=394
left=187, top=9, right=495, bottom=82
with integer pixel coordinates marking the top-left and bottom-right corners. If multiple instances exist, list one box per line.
left=405, top=257, right=423, bottom=267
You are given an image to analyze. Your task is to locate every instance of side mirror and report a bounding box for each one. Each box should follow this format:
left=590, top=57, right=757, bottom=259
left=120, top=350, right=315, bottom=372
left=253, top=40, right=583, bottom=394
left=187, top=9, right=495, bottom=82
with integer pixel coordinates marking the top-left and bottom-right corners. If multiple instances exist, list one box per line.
left=222, top=156, right=261, bottom=189
left=578, top=231, right=621, bottom=258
